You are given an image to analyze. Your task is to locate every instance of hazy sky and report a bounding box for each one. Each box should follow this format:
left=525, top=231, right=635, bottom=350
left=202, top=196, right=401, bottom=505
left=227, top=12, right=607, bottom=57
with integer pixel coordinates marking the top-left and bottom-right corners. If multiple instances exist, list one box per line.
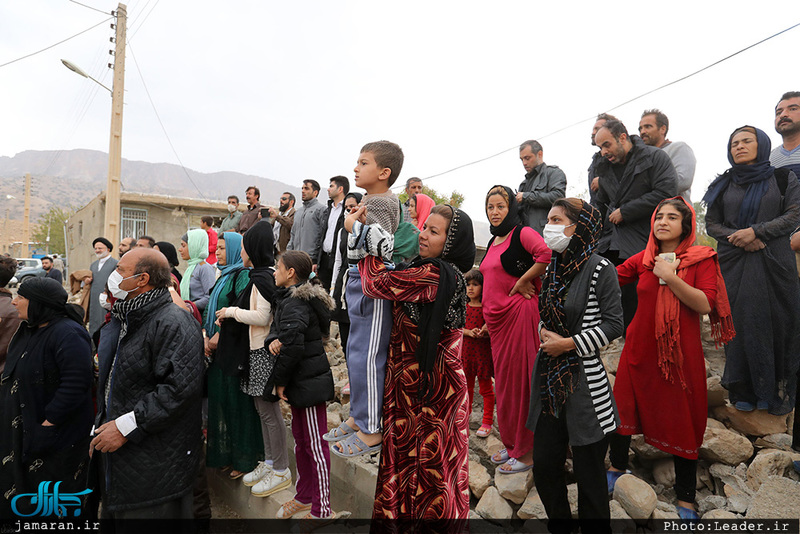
left=1, top=1, right=799, bottom=219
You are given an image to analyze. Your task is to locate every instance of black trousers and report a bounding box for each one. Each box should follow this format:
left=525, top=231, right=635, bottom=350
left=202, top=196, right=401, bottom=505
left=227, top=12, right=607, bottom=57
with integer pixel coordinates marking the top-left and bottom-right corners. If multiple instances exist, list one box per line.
left=602, top=250, right=638, bottom=334
left=533, top=411, right=610, bottom=534
left=609, top=433, right=697, bottom=503
left=339, top=321, right=350, bottom=360
left=317, top=251, right=334, bottom=291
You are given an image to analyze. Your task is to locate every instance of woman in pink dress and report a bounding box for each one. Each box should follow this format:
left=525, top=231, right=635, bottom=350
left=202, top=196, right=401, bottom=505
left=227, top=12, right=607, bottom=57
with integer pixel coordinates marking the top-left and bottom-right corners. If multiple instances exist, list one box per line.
left=479, top=185, right=551, bottom=473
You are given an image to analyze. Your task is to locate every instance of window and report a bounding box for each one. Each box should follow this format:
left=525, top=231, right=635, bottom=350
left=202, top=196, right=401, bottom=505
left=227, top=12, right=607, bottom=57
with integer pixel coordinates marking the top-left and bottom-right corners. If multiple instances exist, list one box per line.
left=121, top=208, right=147, bottom=239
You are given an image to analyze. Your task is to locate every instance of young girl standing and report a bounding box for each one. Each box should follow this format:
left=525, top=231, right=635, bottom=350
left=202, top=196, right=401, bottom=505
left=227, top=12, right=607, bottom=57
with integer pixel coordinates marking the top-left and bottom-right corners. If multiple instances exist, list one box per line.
left=462, top=269, right=495, bottom=438
left=269, top=251, right=336, bottom=521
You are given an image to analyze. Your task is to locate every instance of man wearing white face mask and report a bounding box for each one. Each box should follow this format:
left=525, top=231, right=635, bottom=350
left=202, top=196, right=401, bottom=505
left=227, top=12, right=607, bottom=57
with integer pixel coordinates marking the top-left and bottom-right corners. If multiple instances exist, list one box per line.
left=88, top=237, right=118, bottom=338
left=92, top=248, right=204, bottom=522
left=218, top=195, right=243, bottom=234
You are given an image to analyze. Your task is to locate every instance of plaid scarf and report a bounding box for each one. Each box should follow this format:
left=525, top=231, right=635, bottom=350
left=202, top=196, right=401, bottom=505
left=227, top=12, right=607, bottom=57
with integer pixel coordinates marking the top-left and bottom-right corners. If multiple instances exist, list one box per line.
left=538, top=201, right=602, bottom=416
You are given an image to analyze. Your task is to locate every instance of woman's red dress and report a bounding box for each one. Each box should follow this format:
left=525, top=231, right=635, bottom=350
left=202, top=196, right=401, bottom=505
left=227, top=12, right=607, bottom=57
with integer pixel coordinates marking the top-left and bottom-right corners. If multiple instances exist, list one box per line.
left=615, top=251, right=718, bottom=459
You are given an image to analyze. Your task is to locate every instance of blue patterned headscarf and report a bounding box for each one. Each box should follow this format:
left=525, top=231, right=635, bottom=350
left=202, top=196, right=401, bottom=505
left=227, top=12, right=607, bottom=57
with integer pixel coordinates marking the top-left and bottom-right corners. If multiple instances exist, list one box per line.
left=703, top=126, right=775, bottom=227
left=203, top=231, right=244, bottom=334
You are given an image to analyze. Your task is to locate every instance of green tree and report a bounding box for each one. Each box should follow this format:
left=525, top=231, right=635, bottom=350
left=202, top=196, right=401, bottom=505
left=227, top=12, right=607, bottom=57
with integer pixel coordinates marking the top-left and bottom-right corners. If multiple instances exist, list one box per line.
left=693, top=201, right=716, bottom=249
left=31, top=206, right=76, bottom=255
left=398, top=186, right=464, bottom=208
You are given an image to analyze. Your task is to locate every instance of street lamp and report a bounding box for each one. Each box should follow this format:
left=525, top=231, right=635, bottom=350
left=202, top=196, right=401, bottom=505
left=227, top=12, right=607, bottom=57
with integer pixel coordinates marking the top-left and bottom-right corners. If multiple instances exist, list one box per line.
left=59, top=3, right=126, bottom=252
left=61, top=59, right=112, bottom=93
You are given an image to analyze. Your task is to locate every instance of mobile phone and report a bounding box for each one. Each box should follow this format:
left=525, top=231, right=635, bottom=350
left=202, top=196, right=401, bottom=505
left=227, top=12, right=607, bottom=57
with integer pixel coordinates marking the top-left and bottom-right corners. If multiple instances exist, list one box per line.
left=658, top=252, right=676, bottom=285
left=260, top=208, right=270, bottom=218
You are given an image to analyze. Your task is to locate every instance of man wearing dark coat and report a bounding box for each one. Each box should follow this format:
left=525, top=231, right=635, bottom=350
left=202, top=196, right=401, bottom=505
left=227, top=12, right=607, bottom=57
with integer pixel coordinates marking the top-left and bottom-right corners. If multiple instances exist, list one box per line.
left=594, top=119, right=678, bottom=330
left=517, top=140, right=567, bottom=235
left=91, top=248, right=204, bottom=522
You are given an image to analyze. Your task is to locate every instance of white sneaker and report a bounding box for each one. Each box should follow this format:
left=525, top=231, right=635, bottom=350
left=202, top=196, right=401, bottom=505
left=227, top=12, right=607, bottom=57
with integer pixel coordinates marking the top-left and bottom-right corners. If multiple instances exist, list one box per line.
left=251, top=468, right=292, bottom=497
left=243, top=462, right=272, bottom=487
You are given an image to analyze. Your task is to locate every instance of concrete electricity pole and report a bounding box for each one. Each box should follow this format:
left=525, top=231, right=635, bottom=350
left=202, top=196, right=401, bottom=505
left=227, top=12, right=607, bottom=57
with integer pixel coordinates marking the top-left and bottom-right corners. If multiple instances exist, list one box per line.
left=104, top=3, right=127, bottom=251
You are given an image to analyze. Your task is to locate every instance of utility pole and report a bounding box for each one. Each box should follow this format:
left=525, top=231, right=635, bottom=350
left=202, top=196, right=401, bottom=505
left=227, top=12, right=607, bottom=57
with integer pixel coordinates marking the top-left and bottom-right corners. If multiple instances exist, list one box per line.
left=104, top=3, right=126, bottom=250
left=23, top=173, right=31, bottom=256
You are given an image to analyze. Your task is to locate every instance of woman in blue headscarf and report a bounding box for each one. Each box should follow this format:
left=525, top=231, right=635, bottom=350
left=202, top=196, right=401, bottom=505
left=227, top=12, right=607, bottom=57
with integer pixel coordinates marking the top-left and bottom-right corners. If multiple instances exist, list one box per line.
left=204, top=231, right=264, bottom=479
left=704, top=126, right=800, bottom=415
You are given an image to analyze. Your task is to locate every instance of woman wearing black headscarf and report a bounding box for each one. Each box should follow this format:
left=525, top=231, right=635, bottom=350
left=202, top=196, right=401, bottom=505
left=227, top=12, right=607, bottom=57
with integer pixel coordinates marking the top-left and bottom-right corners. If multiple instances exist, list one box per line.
left=215, top=221, right=289, bottom=497
left=346, top=204, right=475, bottom=522
left=154, top=241, right=182, bottom=282
left=704, top=126, right=800, bottom=415
left=0, top=278, right=93, bottom=518
left=526, top=198, right=623, bottom=534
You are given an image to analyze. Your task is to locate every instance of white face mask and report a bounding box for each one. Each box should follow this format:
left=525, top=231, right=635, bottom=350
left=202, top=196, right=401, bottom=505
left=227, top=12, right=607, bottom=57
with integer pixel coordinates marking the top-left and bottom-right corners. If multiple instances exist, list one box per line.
left=543, top=223, right=575, bottom=253
left=99, top=292, right=112, bottom=311
left=227, top=204, right=237, bottom=213
left=107, top=270, right=143, bottom=301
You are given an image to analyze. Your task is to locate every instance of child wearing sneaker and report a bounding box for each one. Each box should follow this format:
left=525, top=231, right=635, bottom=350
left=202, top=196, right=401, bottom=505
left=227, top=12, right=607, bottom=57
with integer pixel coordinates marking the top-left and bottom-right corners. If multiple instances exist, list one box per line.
left=269, top=251, right=336, bottom=520
left=461, top=269, right=495, bottom=438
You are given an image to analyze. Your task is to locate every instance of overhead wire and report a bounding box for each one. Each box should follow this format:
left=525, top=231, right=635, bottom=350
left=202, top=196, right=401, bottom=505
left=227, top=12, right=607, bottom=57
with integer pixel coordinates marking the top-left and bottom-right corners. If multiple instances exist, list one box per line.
left=409, top=20, right=800, bottom=188
left=0, top=17, right=112, bottom=69
left=128, top=0, right=160, bottom=42
left=126, top=41, right=208, bottom=200
left=68, top=0, right=112, bottom=15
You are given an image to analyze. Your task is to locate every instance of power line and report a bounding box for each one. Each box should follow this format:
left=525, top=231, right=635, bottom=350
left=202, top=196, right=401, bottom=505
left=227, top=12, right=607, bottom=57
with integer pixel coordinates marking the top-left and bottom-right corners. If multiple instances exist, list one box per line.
left=68, top=0, right=112, bottom=15
left=0, top=17, right=112, bottom=69
left=127, top=41, right=208, bottom=200
left=128, top=0, right=160, bottom=41
left=412, top=20, right=800, bottom=187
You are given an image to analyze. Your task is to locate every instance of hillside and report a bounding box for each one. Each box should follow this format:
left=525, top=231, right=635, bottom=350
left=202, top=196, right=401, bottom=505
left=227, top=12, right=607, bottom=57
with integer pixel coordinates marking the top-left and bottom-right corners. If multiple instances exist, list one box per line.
left=0, top=149, right=300, bottom=220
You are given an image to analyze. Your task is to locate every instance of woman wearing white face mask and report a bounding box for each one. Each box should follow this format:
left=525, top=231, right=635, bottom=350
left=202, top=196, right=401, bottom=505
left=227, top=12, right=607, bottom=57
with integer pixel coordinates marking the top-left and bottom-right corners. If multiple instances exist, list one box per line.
left=479, top=185, right=551, bottom=474
left=527, top=198, right=624, bottom=533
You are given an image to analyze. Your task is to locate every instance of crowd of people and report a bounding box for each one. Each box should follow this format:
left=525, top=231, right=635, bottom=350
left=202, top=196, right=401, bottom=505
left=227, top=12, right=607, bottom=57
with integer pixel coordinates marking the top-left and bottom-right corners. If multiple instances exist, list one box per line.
left=0, top=91, right=799, bottom=532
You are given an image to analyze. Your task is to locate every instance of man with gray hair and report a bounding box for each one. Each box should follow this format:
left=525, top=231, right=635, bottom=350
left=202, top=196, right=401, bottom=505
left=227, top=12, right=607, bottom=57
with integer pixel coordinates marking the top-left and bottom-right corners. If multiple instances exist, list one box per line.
left=92, top=247, right=204, bottom=523
left=517, top=140, right=566, bottom=235
left=402, top=177, right=423, bottom=223
left=639, top=109, right=696, bottom=202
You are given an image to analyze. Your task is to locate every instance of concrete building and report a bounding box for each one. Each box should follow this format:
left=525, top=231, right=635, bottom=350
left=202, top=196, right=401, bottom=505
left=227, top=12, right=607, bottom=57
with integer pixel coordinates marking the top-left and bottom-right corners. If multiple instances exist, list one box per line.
left=66, top=191, right=231, bottom=272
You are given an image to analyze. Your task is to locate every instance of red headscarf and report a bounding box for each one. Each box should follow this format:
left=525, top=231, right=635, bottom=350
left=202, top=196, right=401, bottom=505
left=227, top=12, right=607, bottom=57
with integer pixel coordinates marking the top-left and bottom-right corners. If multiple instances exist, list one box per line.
left=642, top=197, right=735, bottom=387
left=413, top=193, right=435, bottom=231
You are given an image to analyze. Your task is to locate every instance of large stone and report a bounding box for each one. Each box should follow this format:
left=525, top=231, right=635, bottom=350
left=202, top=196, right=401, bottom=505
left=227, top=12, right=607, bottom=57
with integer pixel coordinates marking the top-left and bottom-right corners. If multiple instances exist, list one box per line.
left=712, top=404, right=789, bottom=437
left=602, top=351, right=621, bottom=375
left=746, top=450, right=795, bottom=492
left=652, top=458, right=675, bottom=488
left=754, top=433, right=794, bottom=452
left=469, top=433, right=504, bottom=461
left=700, top=427, right=754, bottom=465
left=697, top=495, right=726, bottom=515
left=746, top=476, right=800, bottom=519
left=706, top=418, right=727, bottom=430
left=724, top=484, right=751, bottom=514
left=613, top=474, right=657, bottom=522
left=707, top=376, right=728, bottom=407
left=326, top=410, right=342, bottom=431
left=475, top=486, right=514, bottom=521
left=495, top=468, right=534, bottom=504
left=468, top=460, right=491, bottom=499
left=709, top=462, right=754, bottom=513
left=609, top=500, right=638, bottom=534
left=630, top=435, right=671, bottom=460
left=703, top=509, right=738, bottom=520
left=518, top=488, right=547, bottom=520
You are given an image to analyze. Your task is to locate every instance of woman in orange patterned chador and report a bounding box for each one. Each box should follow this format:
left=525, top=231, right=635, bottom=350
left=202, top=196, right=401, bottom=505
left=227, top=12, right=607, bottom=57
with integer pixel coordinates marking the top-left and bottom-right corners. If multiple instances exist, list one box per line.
left=346, top=203, right=475, bottom=525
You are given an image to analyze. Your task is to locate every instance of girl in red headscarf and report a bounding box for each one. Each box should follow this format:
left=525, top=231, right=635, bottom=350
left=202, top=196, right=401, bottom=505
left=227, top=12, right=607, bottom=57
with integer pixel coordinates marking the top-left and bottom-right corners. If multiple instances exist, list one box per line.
left=607, top=197, right=735, bottom=520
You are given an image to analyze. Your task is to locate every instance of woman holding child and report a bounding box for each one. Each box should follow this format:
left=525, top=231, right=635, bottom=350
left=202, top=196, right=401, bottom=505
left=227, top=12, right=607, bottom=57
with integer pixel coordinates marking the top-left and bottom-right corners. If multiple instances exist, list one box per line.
left=479, top=185, right=551, bottom=474
left=346, top=203, right=475, bottom=522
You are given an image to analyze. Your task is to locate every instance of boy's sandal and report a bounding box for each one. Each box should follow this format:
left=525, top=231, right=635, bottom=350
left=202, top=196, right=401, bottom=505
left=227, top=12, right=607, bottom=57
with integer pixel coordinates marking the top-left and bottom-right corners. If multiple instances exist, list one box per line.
left=228, top=470, right=244, bottom=480
left=476, top=424, right=492, bottom=438
left=490, top=448, right=510, bottom=465
left=276, top=498, right=312, bottom=519
left=322, top=422, right=356, bottom=442
left=331, top=433, right=381, bottom=458
left=496, top=457, right=533, bottom=474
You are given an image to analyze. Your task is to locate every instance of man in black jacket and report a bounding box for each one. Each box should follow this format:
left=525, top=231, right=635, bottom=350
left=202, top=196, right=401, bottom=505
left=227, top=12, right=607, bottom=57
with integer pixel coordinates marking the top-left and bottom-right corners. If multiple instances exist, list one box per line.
left=316, top=175, right=349, bottom=290
left=91, top=248, right=204, bottom=524
left=594, top=119, right=677, bottom=329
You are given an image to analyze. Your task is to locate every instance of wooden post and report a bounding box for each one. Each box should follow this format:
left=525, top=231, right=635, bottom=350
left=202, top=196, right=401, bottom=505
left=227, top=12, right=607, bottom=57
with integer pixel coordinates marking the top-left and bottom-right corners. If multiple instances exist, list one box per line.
left=23, top=173, right=31, bottom=256
left=104, top=3, right=126, bottom=250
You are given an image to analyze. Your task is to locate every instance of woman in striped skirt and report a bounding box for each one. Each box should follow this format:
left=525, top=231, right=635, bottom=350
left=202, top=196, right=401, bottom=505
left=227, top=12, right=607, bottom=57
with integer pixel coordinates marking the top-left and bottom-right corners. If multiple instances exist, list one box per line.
left=526, top=198, right=624, bottom=534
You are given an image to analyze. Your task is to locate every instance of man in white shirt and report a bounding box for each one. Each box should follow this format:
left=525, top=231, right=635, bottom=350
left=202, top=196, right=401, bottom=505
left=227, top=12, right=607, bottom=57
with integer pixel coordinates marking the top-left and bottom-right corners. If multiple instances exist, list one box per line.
left=316, top=176, right=349, bottom=290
